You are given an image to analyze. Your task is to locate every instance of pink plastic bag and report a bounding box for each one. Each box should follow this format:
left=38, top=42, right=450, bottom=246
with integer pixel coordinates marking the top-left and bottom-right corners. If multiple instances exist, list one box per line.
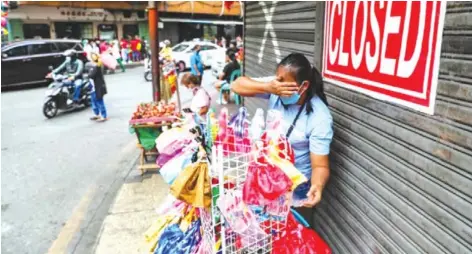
left=100, top=53, right=117, bottom=70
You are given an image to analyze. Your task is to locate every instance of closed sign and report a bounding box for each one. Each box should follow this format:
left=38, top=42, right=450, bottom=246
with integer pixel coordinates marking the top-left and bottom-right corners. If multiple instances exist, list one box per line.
left=322, top=1, right=446, bottom=114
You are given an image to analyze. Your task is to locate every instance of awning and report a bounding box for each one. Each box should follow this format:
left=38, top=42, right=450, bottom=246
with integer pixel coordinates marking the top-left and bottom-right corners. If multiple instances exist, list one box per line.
left=160, top=17, right=243, bottom=26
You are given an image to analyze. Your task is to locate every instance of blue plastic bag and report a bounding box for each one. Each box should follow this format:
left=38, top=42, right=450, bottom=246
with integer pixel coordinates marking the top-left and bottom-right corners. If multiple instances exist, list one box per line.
left=154, top=220, right=202, bottom=254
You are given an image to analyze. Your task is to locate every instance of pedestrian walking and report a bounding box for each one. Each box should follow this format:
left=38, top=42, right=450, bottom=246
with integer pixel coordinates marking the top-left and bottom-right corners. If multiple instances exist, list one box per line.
left=120, top=37, right=129, bottom=63
left=87, top=53, right=108, bottom=122
left=111, top=40, right=125, bottom=72
left=190, top=44, right=204, bottom=83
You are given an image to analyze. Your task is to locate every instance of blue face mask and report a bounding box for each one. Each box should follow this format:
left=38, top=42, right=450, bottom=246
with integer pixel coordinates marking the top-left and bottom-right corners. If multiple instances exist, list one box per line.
left=280, top=92, right=300, bottom=105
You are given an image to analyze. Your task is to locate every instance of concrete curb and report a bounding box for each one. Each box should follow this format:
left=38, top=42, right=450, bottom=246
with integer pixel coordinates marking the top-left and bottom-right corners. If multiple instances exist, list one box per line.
left=69, top=149, right=141, bottom=254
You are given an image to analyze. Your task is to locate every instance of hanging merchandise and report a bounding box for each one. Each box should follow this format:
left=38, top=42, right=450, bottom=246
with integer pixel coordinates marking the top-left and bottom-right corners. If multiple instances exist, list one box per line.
left=170, top=161, right=212, bottom=208
left=242, top=156, right=292, bottom=205
left=159, top=149, right=195, bottom=184
left=162, top=62, right=178, bottom=96
left=155, top=127, right=193, bottom=152
left=143, top=106, right=330, bottom=254
left=272, top=212, right=332, bottom=254
left=250, top=108, right=265, bottom=141
left=205, top=109, right=218, bottom=149
left=145, top=214, right=182, bottom=253
left=228, top=107, right=251, bottom=154
left=217, top=190, right=268, bottom=248
left=155, top=138, right=193, bottom=168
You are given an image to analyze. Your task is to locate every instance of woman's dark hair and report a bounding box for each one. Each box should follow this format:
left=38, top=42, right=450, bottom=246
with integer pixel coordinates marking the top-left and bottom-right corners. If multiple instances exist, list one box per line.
left=226, top=49, right=237, bottom=62
left=277, top=53, right=328, bottom=113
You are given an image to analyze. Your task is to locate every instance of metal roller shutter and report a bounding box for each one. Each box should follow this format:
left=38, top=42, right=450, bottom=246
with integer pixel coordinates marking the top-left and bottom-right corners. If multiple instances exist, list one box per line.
left=243, top=1, right=316, bottom=115
left=315, top=2, right=472, bottom=254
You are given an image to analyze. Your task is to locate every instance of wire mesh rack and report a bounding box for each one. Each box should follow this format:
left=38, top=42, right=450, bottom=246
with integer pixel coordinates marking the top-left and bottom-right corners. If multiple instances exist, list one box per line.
left=200, top=140, right=287, bottom=254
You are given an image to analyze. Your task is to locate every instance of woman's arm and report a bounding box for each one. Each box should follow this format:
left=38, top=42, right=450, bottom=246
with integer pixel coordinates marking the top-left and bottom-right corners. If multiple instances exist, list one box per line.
left=232, top=76, right=299, bottom=97
left=231, top=76, right=271, bottom=97
left=303, top=154, right=330, bottom=207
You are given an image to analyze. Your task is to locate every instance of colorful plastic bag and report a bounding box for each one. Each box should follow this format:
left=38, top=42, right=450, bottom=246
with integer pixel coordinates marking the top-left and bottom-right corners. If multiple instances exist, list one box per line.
left=242, top=159, right=292, bottom=205
left=272, top=212, right=332, bottom=254
left=160, top=150, right=193, bottom=184
left=100, top=52, right=117, bottom=70
left=170, top=162, right=211, bottom=208
left=217, top=191, right=268, bottom=249
left=156, top=138, right=193, bottom=168
left=145, top=214, right=181, bottom=253
left=250, top=108, right=265, bottom=141
left=155, top=219, right=202, bottom=254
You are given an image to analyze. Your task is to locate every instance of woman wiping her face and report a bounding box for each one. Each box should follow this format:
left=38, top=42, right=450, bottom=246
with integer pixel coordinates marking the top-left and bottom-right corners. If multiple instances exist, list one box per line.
left=231, top=53, right=333, bottom=228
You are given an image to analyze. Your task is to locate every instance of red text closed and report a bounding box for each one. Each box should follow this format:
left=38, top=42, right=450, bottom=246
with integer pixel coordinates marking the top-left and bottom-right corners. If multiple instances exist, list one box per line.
left=322, top=1, right=446, bottom=114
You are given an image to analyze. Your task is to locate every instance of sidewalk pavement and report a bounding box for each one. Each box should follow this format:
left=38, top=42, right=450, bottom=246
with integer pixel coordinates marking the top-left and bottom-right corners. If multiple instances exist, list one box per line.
left=93, top=71, right=238, bottom=254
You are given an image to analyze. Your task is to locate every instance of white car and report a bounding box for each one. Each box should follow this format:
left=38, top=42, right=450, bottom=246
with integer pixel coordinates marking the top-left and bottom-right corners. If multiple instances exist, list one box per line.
left=171, top=41, right=225, bottom=72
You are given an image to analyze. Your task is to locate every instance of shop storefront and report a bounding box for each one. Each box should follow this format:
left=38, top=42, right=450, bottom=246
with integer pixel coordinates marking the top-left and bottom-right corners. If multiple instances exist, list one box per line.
left=243, top=1, right=472, bottom=253
left=54, top=22, right=93, bottom=39
left=23, top=23, right=50, bottom=39
left=8, top=5, right=147, bottom=41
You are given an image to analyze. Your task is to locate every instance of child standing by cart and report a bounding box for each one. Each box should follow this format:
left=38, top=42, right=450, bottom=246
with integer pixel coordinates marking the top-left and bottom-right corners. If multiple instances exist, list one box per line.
left=87, top=53, right=108, bottom=122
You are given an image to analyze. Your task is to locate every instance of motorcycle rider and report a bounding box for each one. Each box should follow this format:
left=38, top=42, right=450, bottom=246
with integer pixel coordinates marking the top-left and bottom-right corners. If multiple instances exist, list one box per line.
left=49, top=49, right=84, bottom=105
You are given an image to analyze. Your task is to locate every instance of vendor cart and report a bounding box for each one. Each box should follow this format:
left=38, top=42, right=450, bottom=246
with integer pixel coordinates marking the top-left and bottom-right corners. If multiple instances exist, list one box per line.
left=129, top=117, right=177, bottom=174
left=129, top=62, right=182, bottom=174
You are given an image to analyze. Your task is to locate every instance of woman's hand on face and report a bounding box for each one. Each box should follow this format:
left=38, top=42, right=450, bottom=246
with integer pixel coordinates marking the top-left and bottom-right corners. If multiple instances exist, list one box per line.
left=268, top=79, right=299, bottom=97
left=303, top=184, right=323, bottom=208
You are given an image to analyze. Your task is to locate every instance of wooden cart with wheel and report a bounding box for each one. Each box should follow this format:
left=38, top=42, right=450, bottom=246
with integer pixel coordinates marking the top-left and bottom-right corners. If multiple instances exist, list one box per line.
left=130, top=118, right=176, bottom=175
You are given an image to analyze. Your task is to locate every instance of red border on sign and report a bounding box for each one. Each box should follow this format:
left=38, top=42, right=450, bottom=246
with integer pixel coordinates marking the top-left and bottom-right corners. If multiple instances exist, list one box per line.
left=322, top=1, right=446, bottom=114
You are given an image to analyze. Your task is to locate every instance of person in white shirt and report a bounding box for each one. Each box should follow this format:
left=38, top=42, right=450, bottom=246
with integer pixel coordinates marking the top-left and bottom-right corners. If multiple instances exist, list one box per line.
left=110, top=40, right=125, bottom=72
left=83, top=40, right=93, bottom=61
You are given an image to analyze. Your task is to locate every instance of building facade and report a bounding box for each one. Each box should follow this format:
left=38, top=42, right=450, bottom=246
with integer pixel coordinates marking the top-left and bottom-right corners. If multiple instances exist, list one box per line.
left=6, top=1, right=242, bottom=44
left=244, top=1, right=472, bottom=253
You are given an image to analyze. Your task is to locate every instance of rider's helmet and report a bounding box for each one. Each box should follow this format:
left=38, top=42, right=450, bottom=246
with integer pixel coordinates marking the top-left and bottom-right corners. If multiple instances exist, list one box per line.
left=63, top=49, right=78, bottom=62
left=164, top=40, right=171, bottom=46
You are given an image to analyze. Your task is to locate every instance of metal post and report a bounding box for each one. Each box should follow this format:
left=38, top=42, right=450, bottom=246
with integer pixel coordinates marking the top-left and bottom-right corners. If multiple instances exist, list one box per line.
left=148, top=1, right=160, bottom=102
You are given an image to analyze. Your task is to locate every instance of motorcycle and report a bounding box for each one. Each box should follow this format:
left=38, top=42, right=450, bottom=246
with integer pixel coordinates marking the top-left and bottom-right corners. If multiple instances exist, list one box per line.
left=144, top=51, right=180, bottom=82
left=43, top=66, right=92, bottom=119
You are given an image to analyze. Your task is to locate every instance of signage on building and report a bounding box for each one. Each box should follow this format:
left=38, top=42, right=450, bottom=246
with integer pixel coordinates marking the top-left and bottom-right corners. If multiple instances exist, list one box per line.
left=322, top=1, right=446, bottom=114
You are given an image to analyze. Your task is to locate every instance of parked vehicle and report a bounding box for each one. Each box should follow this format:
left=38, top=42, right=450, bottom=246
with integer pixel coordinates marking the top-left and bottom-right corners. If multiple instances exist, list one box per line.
left=43, top=67, right=92, bottom=119
left=171, top=40, right=225, bottom=72
left=1, top=39, right=87, bottom=88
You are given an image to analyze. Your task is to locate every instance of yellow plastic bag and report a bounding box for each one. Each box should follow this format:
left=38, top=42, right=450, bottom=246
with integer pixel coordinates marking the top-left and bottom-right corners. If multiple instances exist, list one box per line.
left=268, top=146, right=307, bottom=190
left=179, top=207, right=196, bottom=232
left=170, top=162, right=211, bottom=208
left=144, top=214, right=181, bottom=252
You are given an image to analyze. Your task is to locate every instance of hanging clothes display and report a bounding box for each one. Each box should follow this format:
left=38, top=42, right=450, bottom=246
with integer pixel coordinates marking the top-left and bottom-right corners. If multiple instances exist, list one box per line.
left=143, top=107, right=330, bottom=254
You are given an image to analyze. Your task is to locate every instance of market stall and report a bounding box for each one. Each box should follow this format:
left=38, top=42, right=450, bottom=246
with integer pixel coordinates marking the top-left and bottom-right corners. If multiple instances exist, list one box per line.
left=129, top=60, right=181, bottom=174
left=142, top=106, right=332, bottom=253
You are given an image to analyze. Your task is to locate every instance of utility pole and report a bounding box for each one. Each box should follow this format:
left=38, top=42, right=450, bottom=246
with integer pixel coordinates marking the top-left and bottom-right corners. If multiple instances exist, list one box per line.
left=148, top=1, right=160, bottom=102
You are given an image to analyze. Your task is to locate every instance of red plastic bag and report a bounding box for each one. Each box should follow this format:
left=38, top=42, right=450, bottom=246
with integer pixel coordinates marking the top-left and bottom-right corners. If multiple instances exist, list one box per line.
left=242, top=159, right=292, bottom=205
left=273, top=212, right=332, bottom=254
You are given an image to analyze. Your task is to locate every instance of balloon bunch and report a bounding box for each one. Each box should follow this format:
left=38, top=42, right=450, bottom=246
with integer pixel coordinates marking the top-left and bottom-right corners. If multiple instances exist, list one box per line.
left=1, top=1, right=9, bottom=36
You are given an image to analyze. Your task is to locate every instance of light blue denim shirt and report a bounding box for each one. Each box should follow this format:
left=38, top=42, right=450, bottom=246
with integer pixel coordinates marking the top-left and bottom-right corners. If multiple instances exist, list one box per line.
left=260, top=93, right=334, bottom=201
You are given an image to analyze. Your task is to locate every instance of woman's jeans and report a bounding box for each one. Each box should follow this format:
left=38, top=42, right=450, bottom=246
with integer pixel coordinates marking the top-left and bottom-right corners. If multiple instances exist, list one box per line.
left=132, top=51, right=140, bottom=61
left=121, top=49, right=128, bottom=62
left=91, top=92, right=107, bottom=118
left=72, top=79, right=83, bottom=102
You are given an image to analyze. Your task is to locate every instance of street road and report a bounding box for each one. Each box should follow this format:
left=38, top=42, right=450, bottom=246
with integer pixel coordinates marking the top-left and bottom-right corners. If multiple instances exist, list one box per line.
left=1, top=67, right=217, bottom=254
